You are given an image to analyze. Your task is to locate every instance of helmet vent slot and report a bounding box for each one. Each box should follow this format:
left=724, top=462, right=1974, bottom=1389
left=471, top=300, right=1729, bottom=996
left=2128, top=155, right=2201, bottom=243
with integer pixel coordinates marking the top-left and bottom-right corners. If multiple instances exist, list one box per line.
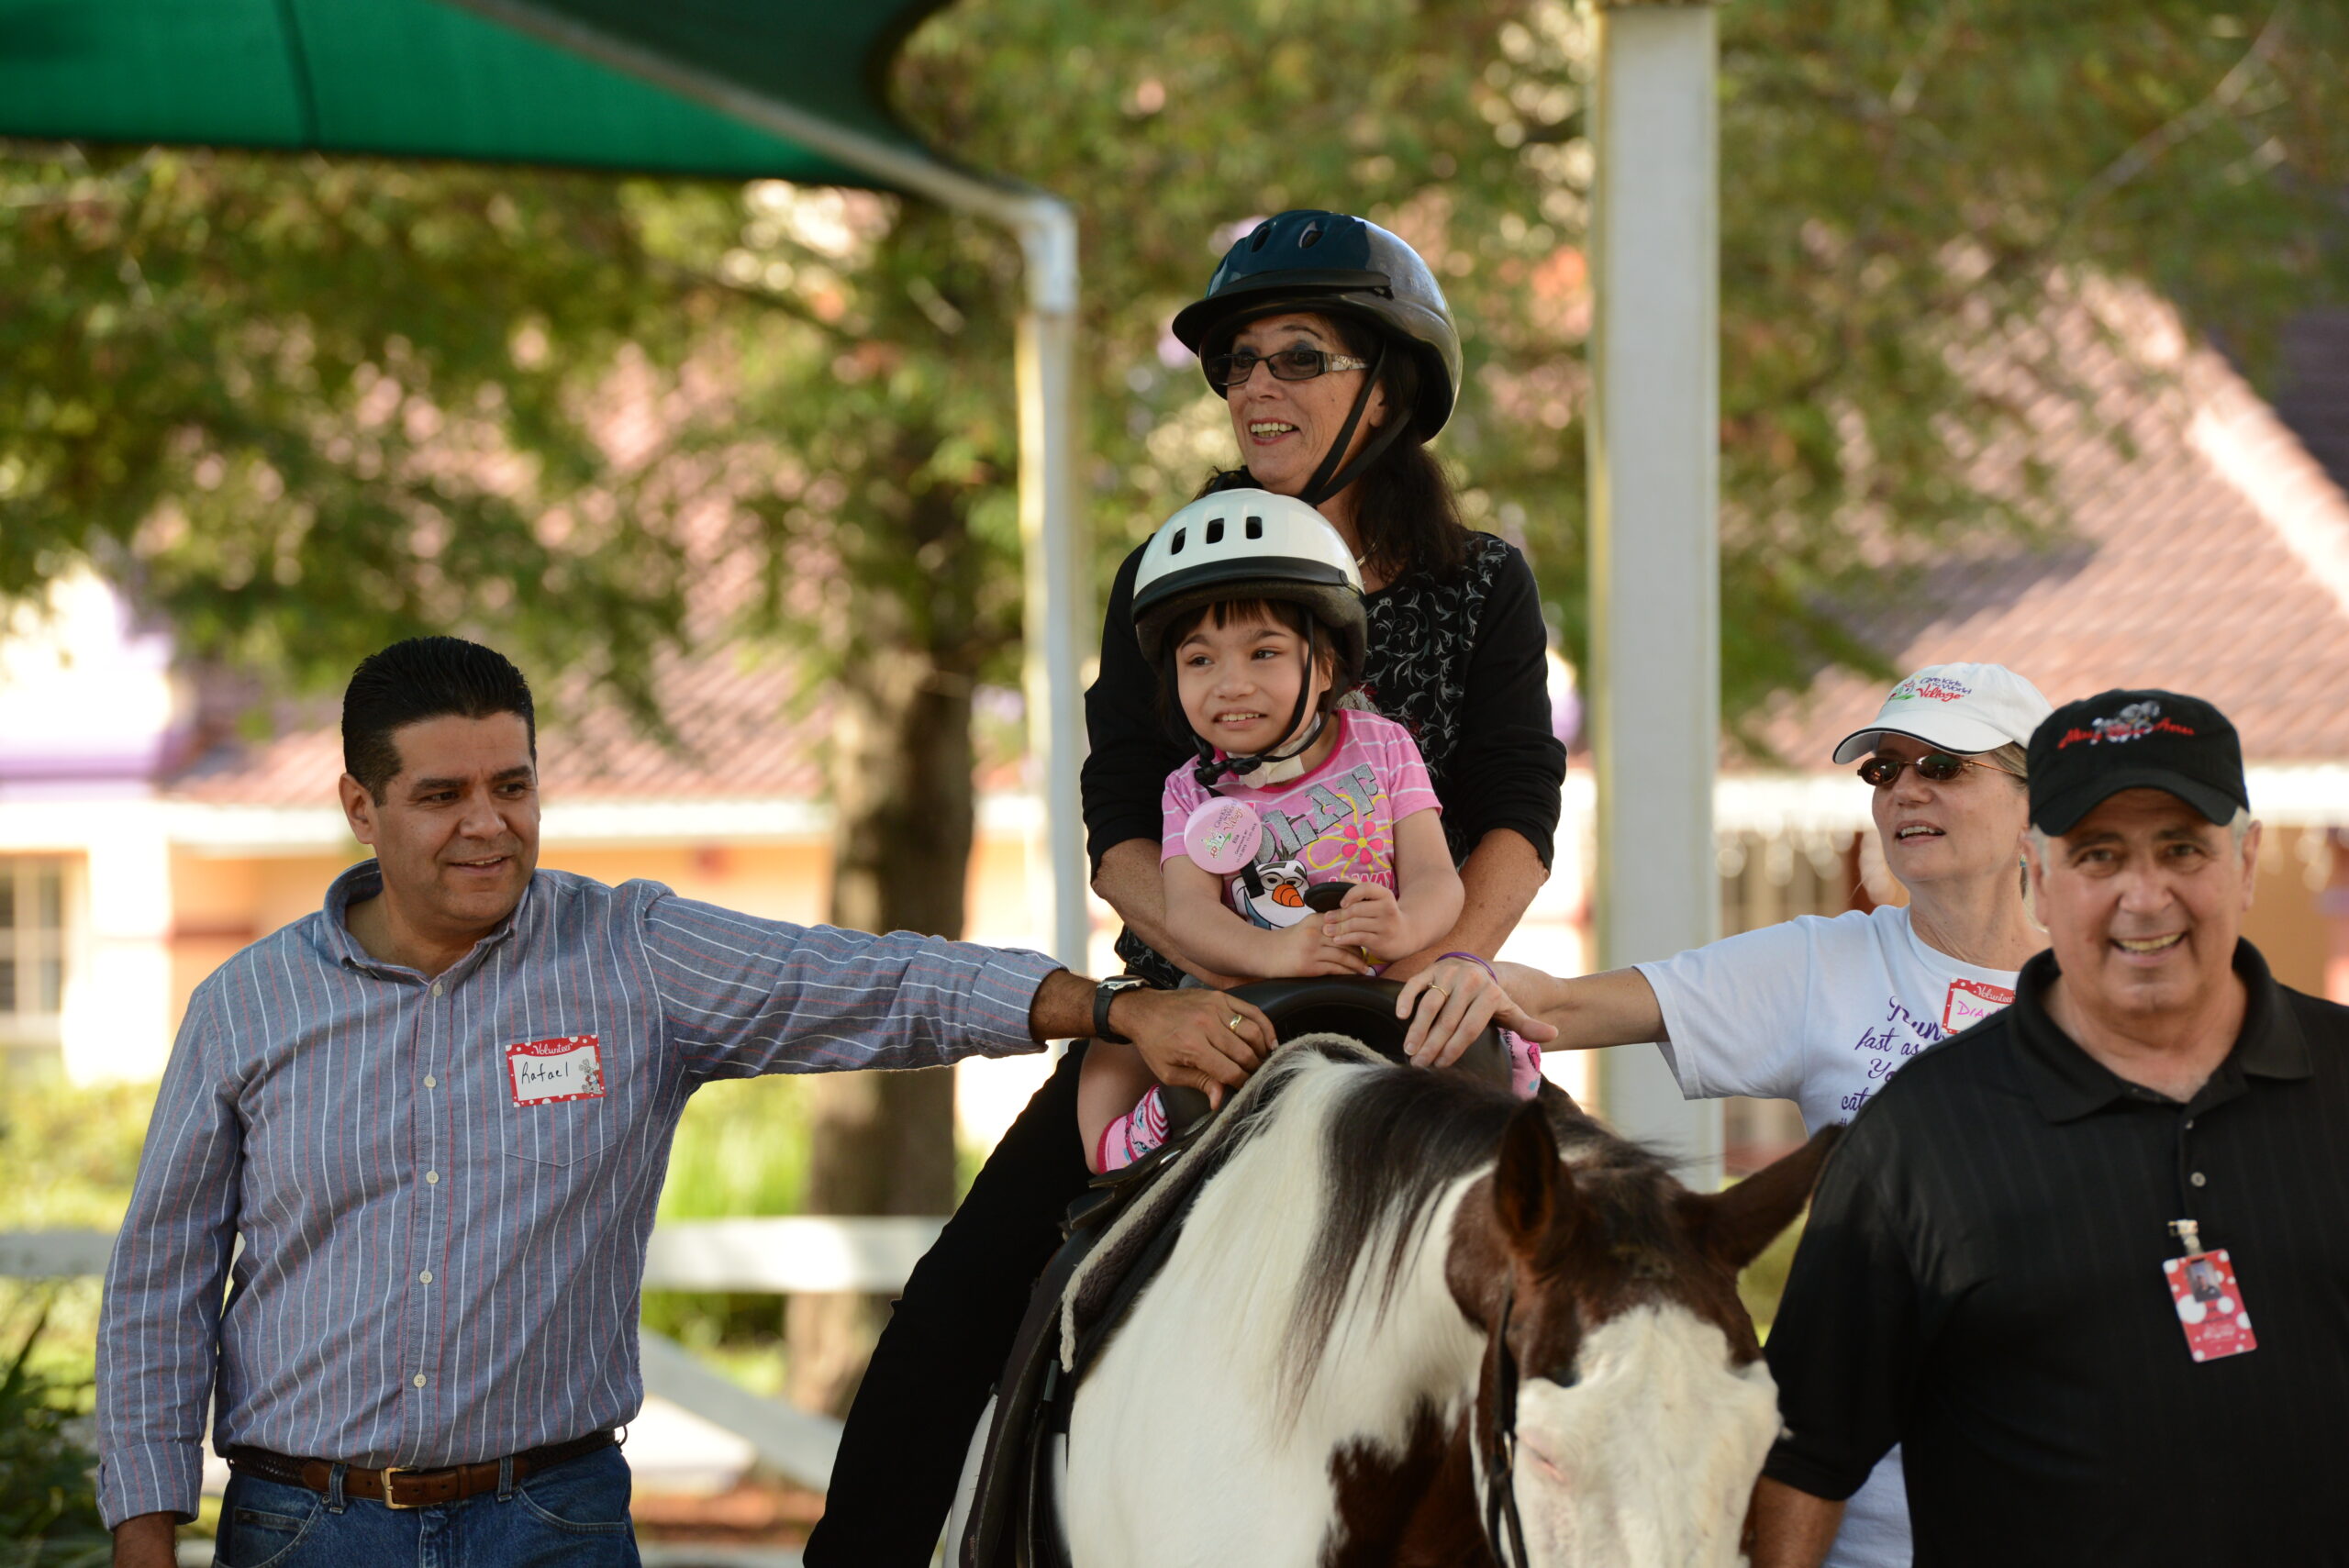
left=1244, top=515, right=1264, bottom=539
left=1169, top=528, right=1186, bottom=555
left=1249, top=223, right=1272, bottom=251
left=1205, top=517, right=1225, bottom=545
left=1299, top=221, right=1322, bottom=249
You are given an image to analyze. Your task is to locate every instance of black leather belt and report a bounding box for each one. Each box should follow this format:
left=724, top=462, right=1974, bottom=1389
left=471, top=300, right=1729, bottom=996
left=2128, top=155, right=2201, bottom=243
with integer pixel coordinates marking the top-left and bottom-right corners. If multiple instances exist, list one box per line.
left=224, top=1429, right=617, bottom=1510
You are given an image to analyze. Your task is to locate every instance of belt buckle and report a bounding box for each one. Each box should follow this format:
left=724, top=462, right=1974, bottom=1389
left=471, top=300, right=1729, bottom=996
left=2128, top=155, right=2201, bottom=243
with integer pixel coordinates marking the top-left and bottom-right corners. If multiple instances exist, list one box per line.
left=379, top=1466, right=425, bottom=1510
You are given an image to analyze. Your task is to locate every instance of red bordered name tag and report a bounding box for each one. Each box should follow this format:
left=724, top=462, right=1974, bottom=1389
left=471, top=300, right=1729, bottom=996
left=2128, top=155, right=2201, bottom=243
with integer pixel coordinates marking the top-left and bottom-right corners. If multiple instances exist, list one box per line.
left=1943, top=977, right=2016, bottom=1032
left=2163, top=1249, right=2256, bottom=1362
left=507, top=1035, right=605, bottom=1106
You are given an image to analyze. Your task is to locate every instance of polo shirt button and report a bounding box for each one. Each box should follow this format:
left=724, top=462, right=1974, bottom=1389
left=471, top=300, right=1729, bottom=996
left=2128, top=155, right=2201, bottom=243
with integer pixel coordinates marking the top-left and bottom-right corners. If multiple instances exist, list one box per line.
left=412, top=1373, right=428, bottom=1388
left=426, top=1171, right=440, bottom=1184
left=424, top=1075, right=438, bottom=1089
left=2190, top=1172, right=2208, bottom=1187
left=418, top=1271, right=433, bottom=1284
left=431, top=982, right=444, bottom=997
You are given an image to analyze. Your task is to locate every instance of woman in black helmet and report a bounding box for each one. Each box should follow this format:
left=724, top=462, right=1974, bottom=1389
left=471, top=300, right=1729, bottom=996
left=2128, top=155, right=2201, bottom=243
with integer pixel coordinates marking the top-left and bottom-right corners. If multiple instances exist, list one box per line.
left=807, top=213, right=1567, bottom=1566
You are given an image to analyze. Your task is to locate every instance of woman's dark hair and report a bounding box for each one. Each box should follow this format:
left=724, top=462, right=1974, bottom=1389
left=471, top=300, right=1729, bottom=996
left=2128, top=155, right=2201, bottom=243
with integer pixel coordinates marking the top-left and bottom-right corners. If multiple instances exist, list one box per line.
left=1200, top=312, right=1471, bottom=584
left=1152, top=597, right=1360, bottom=732
left=342, top=636, right=537, bottom=802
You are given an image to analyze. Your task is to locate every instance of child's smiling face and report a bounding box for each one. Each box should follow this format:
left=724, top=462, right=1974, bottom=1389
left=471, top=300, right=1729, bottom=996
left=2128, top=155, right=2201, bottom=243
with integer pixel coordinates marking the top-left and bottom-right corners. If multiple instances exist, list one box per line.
left=1174, top=604, right=1330, bottom=757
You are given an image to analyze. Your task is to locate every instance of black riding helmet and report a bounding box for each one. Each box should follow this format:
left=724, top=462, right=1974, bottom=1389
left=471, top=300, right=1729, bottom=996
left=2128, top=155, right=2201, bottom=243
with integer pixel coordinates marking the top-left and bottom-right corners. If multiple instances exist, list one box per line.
left=1172, top=211, right=1462, bottom=505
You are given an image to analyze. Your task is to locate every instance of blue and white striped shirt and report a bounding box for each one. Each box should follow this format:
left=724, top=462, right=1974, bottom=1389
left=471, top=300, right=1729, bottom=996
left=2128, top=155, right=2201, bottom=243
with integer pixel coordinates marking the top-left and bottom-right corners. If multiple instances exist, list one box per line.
left=95, top=862, right=1058, bottom=1527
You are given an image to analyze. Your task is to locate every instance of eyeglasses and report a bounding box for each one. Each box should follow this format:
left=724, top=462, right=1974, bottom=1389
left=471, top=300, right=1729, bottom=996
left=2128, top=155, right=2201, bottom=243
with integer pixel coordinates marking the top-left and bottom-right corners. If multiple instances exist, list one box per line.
left=1857, top=752, right=2021, bottom=788
left=1203, top=346, right=1371, bottom=393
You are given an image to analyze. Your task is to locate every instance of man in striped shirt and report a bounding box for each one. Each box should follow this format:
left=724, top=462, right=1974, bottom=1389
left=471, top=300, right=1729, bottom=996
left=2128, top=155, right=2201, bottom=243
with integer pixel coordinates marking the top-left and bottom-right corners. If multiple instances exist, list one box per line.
left=99, top=637, right=1272, bottom=1567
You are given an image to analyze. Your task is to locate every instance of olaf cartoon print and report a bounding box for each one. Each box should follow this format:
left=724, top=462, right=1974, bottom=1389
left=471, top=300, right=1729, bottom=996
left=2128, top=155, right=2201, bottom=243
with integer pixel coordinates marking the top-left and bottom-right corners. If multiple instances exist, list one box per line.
left=1237, top=860, right=1314, bottom=929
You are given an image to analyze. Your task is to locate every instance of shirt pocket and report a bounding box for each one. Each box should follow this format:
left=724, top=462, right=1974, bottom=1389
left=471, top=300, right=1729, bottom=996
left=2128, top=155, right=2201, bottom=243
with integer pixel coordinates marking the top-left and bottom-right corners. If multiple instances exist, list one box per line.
left=498, top=1031, right=616, bottom=1168
left=503, top=1095, right=611, bottom=1167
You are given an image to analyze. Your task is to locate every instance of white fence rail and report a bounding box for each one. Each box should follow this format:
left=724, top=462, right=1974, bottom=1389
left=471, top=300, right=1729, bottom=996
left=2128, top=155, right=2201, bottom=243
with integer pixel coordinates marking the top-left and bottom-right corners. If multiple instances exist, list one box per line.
left=1, top=1218, right=943, bottom=1493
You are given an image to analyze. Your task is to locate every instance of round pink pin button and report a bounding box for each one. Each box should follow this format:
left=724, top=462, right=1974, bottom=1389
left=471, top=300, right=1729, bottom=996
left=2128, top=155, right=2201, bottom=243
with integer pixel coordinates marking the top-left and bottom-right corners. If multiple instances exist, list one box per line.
left=1184, top=797, right=1264, bottom=873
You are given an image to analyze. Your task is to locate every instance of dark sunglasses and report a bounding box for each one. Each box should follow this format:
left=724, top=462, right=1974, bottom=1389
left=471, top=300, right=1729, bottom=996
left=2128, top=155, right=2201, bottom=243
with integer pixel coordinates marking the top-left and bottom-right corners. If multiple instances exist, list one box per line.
left=1857, top=752, right=2018, bottom=787
left=1203, top=346, right=1371, bottom=393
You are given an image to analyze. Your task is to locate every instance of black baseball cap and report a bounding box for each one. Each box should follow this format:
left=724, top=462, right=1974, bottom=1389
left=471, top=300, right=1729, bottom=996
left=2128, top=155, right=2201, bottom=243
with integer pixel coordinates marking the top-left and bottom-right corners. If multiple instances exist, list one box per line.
left=2026, top=689, right=2248, bottom=836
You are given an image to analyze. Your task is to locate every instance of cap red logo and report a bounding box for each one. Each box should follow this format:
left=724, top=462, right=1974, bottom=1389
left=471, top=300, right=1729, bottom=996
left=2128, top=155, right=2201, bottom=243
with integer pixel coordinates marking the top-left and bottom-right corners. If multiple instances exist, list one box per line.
left=2055, top=699, right=2197, bottom=750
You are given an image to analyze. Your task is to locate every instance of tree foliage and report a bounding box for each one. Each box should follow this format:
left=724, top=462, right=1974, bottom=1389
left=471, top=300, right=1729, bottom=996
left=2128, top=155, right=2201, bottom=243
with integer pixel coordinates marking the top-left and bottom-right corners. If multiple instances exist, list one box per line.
left=4, top=2, right=2346, bottom=737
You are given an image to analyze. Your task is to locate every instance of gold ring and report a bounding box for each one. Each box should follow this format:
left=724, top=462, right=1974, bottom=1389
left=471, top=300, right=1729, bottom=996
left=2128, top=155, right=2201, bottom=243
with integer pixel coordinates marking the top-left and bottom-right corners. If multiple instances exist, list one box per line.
left=1425, top=984, right=1450, bottom=1000
left=1227, top=1014, right=1245, bottom=1032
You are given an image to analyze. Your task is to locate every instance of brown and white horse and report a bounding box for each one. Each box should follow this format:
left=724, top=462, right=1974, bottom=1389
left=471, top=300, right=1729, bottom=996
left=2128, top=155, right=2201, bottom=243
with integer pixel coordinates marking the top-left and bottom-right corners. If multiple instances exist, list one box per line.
left=1057, top=1039, right=1833, bottom=1567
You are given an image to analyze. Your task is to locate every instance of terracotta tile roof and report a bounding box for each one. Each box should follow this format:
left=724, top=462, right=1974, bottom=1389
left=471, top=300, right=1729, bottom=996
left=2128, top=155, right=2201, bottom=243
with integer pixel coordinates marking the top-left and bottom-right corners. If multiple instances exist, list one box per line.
left=1750, top=288, right=2349, bottom=769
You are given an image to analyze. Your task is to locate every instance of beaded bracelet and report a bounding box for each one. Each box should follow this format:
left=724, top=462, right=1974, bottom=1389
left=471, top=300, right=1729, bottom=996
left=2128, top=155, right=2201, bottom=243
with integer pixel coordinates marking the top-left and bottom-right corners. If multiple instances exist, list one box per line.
left=1438, top=951, right=1497, bottom=982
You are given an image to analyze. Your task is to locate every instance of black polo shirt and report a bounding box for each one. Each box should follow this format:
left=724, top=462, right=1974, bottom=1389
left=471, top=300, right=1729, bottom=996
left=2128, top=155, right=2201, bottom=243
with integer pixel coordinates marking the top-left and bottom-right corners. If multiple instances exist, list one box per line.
left=1763, top=940, right=2349, bottom=1566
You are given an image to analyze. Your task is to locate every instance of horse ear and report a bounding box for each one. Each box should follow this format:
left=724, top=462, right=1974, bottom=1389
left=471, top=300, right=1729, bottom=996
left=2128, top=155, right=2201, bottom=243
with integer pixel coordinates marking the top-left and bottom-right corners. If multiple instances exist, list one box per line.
left=1492, top=1101, right=1575, bottom=1262
left=1677, top=1124, right=1842, bottom=1271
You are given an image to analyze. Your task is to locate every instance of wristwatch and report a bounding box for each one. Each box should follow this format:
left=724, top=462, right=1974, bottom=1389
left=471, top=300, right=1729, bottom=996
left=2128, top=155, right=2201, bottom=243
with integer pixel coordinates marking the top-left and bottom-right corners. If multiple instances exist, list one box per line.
left=1093, top=975, right=1149, bottom=1043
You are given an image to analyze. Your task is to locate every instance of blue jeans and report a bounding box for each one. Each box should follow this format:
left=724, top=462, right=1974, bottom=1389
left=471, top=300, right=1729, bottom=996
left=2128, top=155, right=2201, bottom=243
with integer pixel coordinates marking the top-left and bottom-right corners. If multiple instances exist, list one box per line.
left=212, top=1443, right=640, bottom=1568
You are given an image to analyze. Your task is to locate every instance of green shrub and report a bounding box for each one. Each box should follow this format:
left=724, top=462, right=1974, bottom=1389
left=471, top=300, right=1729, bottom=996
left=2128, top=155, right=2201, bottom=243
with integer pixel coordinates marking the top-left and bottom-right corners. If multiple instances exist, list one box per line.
left=642, top=1076, right=813, bottom=1351
left=0, top=1302, right=110, bottom=1568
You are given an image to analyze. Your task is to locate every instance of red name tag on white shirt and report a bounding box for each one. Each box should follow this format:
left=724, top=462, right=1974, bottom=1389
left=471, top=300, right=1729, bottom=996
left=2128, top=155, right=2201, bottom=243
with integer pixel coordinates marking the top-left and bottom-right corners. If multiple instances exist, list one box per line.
left=2163, top=1250, right=2256, bottom=1362
left=1943, top=977, right=2015, bottom=1032
left=507, top=1035, right=605, bottom=1106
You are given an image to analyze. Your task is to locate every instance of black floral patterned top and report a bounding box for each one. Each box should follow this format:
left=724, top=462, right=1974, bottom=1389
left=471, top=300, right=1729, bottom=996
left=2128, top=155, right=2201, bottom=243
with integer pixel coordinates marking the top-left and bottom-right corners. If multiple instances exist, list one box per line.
left=1082, top=529, right=1567, bottom=985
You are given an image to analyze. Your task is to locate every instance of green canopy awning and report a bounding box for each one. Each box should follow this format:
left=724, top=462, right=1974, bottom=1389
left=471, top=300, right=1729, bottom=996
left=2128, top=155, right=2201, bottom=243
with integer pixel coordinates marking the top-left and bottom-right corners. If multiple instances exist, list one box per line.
left=0, top=0, right=948, bottom=183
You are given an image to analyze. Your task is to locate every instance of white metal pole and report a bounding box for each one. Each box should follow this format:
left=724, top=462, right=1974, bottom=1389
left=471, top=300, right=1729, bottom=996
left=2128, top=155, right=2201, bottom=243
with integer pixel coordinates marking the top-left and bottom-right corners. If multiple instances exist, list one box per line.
left=1012, top=214, right=1095, bottom=969
left=1586, top=0, right=1724, bottom=1171
left=448, top=0, right=1096, bottom=970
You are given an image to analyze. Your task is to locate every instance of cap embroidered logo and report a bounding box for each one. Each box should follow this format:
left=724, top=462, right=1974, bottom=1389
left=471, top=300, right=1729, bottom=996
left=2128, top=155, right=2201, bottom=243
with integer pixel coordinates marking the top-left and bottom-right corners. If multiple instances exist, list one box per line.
left=1889, top=674, right=1974, bottom=705
left=2054, top=701, right=2201, bottom=751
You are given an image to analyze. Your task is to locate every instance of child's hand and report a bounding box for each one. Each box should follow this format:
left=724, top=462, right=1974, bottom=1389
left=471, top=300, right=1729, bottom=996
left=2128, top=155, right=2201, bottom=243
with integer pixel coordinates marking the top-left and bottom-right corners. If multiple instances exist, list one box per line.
left=1270, top=917, right=1376, bottom=977
left=1324, top=882, right=1411, bottom=962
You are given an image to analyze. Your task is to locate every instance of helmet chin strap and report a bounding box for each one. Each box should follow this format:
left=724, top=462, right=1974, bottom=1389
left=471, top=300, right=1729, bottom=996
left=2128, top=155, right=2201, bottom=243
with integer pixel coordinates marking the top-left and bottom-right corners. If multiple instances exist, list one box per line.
left=1296, top=339, right=1409, bottom=509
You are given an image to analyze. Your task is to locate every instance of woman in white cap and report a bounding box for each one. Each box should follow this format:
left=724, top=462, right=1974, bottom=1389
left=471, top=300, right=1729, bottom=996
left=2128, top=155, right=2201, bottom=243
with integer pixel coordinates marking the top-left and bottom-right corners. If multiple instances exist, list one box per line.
left=1397, top=661, right=2054, bottom=1568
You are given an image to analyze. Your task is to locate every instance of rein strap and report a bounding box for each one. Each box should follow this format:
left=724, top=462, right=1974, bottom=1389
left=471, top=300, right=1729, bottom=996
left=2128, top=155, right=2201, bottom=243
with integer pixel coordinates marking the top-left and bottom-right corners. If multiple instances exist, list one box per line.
left=1480, top=1286, right=1533, bottom=1568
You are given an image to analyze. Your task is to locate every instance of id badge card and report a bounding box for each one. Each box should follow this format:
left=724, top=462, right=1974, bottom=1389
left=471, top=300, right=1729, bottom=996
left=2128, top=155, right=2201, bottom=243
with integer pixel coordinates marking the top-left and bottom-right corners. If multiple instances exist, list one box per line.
left=2162, top=1248, right=2256, bottom=1362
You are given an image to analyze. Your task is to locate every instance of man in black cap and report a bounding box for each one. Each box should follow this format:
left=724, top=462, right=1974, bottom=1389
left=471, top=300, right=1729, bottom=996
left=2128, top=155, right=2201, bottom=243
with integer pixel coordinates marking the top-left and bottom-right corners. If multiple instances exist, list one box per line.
left=1748, top=690, right=2349, bottom=1567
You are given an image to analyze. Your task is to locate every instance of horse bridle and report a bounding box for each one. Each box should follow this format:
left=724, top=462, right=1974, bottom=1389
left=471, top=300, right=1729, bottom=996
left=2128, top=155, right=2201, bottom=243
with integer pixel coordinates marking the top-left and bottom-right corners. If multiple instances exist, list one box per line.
left=1478, top=1284, right=1534, bottom=1568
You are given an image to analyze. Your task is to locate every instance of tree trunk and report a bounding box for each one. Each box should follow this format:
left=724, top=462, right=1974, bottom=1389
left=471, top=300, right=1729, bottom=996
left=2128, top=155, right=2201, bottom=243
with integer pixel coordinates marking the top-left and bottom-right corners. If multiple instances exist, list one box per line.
left=786, top=593, right=978, bottom=1417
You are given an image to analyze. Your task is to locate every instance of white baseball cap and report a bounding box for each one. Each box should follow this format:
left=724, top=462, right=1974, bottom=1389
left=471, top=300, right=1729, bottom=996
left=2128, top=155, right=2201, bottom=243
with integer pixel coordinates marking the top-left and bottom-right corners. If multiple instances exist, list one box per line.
left=1830, top=662, right=2054, bottom=764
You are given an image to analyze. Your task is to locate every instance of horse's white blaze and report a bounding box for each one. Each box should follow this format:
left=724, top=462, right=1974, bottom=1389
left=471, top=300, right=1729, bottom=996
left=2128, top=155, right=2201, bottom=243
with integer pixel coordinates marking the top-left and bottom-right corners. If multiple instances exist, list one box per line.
left=1503, top=1305, right=1781, bottom=1568
left=1064, top=1059, right=1485, bottom=1567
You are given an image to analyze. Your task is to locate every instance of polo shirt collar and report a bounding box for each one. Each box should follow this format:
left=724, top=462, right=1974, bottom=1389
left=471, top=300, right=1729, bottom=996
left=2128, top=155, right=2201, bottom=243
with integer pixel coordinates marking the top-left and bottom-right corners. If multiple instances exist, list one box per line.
left=2013, top=939, right=2308, bottom=1123
left=319, top=859, right=529, bottom=983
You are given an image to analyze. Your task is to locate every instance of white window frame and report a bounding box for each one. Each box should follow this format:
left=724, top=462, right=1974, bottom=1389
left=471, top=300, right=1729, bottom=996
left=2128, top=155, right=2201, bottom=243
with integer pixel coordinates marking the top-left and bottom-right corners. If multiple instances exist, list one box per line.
left=0, top=855, right=74, bottom=1049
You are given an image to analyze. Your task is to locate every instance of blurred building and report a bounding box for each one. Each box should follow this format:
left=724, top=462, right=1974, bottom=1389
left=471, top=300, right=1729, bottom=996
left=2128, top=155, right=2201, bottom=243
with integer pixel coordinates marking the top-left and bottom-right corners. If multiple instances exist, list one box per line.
left=0, top=579, right=1082, bottom=1140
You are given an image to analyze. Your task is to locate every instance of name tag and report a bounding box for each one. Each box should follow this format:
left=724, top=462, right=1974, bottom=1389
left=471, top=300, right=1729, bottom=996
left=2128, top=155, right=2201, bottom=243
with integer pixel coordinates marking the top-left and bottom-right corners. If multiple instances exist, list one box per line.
left=507, top=1035, right=605, bottom=1106
left=1943, top=977, right=2016, bottom=1032
left=2163, top=1249, right=2256, bottom=1363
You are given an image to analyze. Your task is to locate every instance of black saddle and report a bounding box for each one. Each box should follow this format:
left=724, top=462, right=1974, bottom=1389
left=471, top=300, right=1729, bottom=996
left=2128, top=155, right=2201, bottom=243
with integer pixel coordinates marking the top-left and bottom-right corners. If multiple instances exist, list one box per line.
left=955, top=975, right=1512, bottom=1568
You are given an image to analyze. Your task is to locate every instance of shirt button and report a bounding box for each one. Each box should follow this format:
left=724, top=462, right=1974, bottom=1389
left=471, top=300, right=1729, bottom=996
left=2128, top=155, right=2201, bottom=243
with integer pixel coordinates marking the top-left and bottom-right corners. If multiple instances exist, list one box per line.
left=418, top=1271, right=433, bottom=1284
left=423, top=1075, right=438, bottom=1089
left=431, top=982, right=444, bottom=997
left=425, top=1171, right=440, bottom=1184
left=412, top=1373, right=428, bottom=1388
left=2190, top=1172, right=2208, bottom=1188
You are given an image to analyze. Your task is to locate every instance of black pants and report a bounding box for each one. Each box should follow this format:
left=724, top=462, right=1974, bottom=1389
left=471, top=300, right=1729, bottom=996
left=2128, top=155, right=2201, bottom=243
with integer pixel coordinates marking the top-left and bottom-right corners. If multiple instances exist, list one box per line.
left=804, top=1042, right=1094, bottom=1566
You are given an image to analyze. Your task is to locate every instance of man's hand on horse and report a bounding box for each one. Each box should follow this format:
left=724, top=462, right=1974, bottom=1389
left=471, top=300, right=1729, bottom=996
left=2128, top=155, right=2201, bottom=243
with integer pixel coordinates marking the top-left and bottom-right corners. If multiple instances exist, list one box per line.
left=1396, top=957, right=1559, bottom=1070
left=1110, top=985, right=1274, bottom=1108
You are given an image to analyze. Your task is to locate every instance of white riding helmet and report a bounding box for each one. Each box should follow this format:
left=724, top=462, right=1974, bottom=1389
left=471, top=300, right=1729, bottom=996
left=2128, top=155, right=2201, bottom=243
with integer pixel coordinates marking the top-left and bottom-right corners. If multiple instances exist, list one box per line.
left=1130, top=489, right=1366, bottom=669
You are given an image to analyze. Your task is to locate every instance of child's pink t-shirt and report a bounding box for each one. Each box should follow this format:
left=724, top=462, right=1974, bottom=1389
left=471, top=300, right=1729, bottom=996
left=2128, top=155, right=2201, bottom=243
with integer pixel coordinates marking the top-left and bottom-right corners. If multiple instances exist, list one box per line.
left=1160, top=709, right=1442, bottom=928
